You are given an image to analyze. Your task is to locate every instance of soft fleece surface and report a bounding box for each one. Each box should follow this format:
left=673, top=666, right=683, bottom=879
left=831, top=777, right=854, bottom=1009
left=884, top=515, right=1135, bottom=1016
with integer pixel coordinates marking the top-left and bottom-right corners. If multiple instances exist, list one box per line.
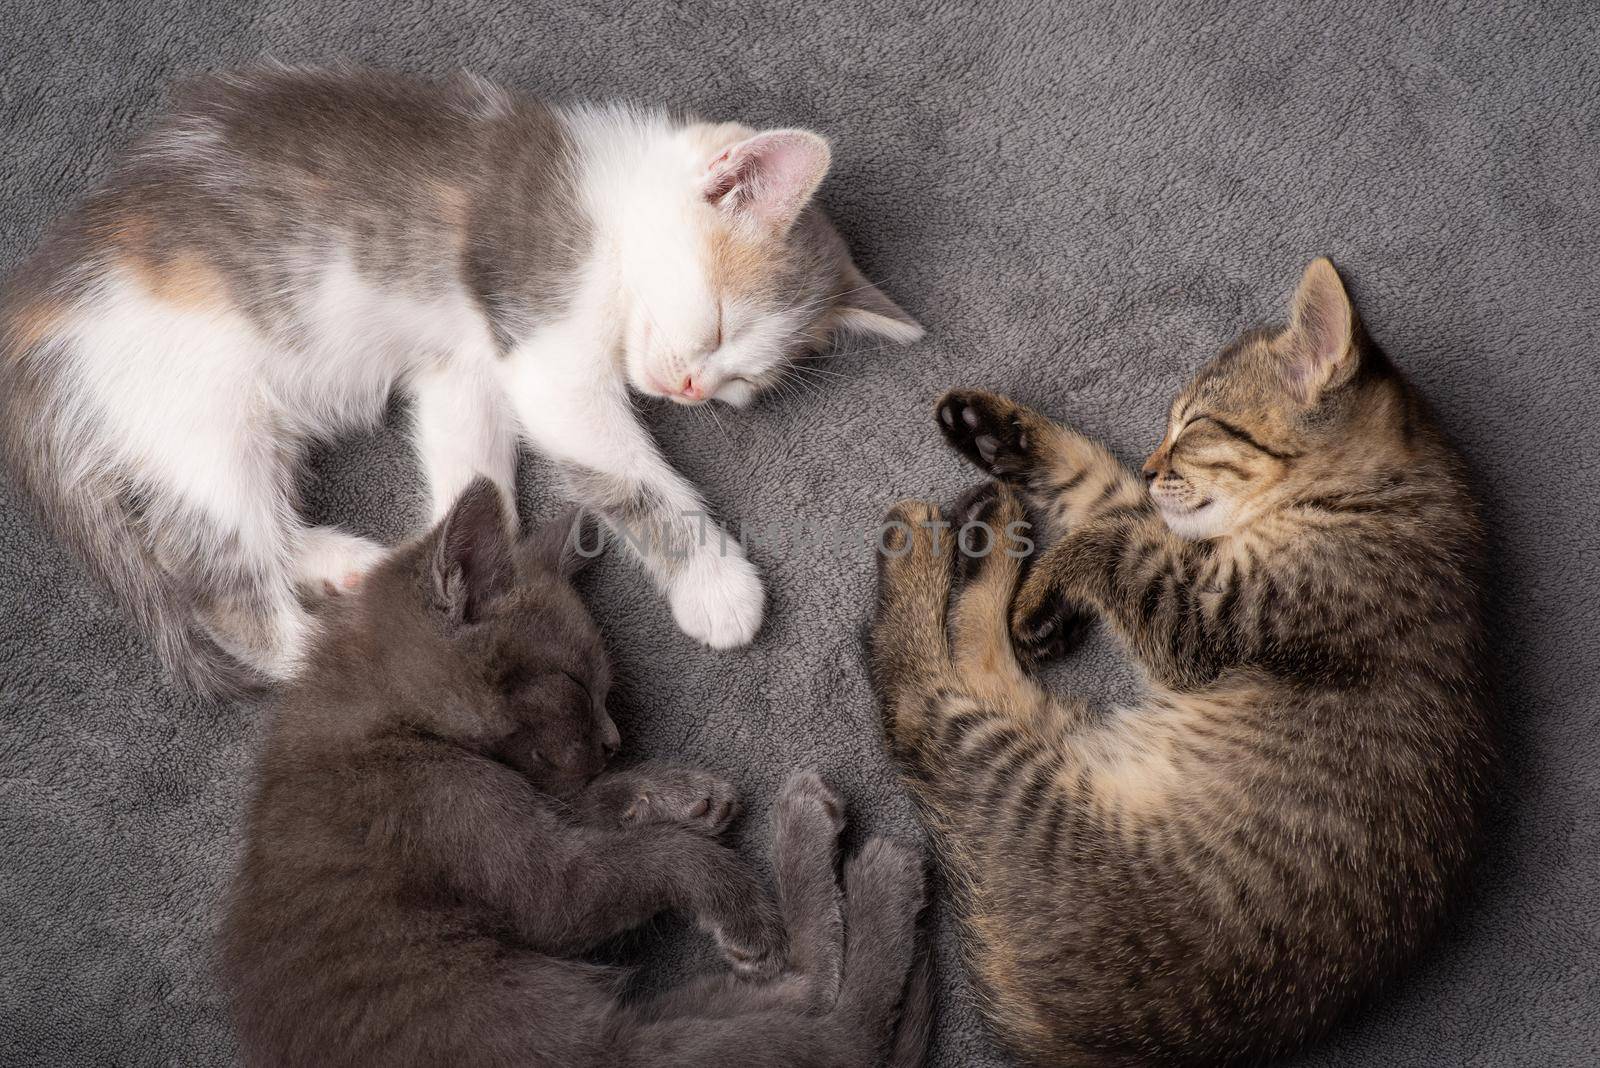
left=3, top=3, right=1597, bottom=1065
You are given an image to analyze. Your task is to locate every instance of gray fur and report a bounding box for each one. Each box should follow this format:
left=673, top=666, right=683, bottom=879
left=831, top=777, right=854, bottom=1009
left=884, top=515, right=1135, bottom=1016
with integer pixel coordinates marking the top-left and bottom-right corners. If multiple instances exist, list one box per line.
left=221, top=479, right=929, bottom=1067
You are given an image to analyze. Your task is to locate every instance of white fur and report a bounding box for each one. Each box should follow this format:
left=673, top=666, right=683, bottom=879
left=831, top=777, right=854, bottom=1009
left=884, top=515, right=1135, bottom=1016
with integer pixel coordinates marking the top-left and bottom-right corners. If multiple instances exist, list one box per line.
left=45, top=104, right=918, bottom=666
left=1155, top=496, right=1234, bottom=542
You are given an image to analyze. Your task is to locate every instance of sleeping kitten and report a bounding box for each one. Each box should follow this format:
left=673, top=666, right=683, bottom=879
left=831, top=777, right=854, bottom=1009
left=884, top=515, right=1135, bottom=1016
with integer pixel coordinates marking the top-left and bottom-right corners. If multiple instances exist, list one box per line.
left=0, top=66, right=920, bottom=694
left=870, top=260, right=1495, bottom=1065
left=221, top=478, right=931, bottom=1067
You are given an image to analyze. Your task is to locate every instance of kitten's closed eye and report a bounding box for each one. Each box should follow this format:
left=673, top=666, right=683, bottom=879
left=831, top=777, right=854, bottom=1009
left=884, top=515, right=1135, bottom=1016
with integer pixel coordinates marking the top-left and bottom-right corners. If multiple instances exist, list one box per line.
left=493, top=671, right=616, bottom=794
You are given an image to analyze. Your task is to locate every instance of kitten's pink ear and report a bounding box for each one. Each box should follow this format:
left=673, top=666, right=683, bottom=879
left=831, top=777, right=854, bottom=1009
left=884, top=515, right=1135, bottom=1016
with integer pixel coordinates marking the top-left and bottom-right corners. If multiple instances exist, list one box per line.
left=829, top=260, right=924, bottom=344
left=1280, top=257, right=1359, bottom=404
left=431, top=478, right=515, bottom=625
left=703, top=129, right=832, bottom=234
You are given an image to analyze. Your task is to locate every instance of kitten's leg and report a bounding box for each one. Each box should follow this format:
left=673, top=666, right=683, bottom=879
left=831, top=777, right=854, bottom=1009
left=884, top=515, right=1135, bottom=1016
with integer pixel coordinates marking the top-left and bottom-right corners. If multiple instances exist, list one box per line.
left=132, top=429, right=314, bottom=682
left=574, top=762, right=740, bottom=836
left=944, top=482, right=1067, bottom=706
left=770, top=771, right=847, bottom=1009
left=866, top=497, right=959, bottom=767
left=398, top=759, right=785, bottom=973
left=1013, top=514, right=1233, bottom=692
left=833, top=839, right=928, bottom=1054
left=936, top=389, right=1209, bottom=669
left=935, top=389, right=1146, bottom=532
left=918, top=483, right=1084, bottom=825
left=613, top=838, right=923, bottom=1068
left=625, top=770, right=848, bottom=1024
left=409, top=362, right=519, bottom=525
left=501, top=355, right=761, bottom=648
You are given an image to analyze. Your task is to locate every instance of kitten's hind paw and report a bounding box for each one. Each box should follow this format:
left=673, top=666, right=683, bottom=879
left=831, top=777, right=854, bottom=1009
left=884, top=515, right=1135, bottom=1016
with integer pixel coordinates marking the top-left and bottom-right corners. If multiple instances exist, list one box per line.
left=712, top=902, right=786, bottom=982
left=937, top=390, right=1035, bottom=479
left=778, top=770, right=847, bottom=840
left=622, top=769, right=740, bottom=837
left=295, top=527, right=388, bottom=599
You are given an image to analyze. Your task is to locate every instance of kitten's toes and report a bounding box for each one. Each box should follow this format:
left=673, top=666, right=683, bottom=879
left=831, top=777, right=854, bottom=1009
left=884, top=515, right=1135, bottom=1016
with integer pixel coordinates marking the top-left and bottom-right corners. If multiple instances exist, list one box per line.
left=1011, top=595, right=1093, bottom=664
left=936, top=390, right=1033, bottom=479
left=778, top=770, right=847, bottom=840
left=713, top=902, right=786, bottom=982
left=623, top=770, right=740, bottom=836
left=669, top=550, right=764, bottom=649
left=947, top=481, right=1004, bottom=585
left=295, top=527, right=388, bottom=600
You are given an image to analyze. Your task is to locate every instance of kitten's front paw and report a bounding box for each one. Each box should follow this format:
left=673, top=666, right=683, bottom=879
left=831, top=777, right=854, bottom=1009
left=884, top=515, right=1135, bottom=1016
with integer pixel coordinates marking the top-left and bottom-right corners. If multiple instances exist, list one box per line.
left=1010, top=573, right=1093, bottom=663
left=621, top=769, right=740, bottom=836
left=294, top=527, right=389, bottom=599
left=937, top=390, right=1035, bottom=479
left=669, top=550, right=764, bottom=649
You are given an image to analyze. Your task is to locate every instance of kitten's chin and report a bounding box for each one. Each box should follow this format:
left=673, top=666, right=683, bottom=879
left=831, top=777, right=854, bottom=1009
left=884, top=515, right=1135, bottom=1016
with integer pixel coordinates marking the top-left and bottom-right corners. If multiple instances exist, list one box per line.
left=1156, top=497, right=1232, bottom=541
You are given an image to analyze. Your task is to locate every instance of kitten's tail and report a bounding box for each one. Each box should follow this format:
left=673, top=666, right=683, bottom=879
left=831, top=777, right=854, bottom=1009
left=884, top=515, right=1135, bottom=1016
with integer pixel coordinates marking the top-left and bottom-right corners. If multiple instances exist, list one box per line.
left=1, top=326, right=262, bottom=701
left=63, top=475, right=266, bottom=699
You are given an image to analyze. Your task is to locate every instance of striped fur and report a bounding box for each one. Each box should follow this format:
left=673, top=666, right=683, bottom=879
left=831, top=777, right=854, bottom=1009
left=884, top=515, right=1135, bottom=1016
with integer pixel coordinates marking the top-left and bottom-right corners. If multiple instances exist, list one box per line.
left=870, top=260, right=1495, bottom=1065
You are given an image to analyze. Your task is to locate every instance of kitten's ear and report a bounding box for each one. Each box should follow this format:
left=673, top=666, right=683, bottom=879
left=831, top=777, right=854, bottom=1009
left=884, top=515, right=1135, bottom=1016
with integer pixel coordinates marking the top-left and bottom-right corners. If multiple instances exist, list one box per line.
left=703, top=129, right=831, bottom=234
left=524, top=508, right=597, bottom=579
left=828, top=260, right=924, bottom=345
left=1279, top=257, right=1360, bottom=404
left=431, top=478, right=515, bottom=624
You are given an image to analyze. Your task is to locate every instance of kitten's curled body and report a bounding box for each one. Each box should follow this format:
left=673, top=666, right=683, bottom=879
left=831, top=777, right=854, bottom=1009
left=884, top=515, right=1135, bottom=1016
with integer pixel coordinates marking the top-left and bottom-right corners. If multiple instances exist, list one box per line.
left=0, top=66, right=919, bottom=693
left=869, top=261, right=1495, bottom=1065
left=222, top=480, right=930, bottom=1067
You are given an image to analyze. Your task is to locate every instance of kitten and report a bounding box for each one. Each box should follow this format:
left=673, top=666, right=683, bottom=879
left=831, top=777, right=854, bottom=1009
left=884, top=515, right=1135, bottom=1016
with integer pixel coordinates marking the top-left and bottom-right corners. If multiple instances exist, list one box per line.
left=221, top=478, right=931, bottom=1067
left=869, top=260, right=1495, bottom=1065
left=0, top=66, right=920, bottom=695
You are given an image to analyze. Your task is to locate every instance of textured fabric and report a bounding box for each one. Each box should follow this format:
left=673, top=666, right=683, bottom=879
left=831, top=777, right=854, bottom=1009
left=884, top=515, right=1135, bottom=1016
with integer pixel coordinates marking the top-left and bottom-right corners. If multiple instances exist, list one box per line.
left=2, top=3, right=1596, bottom=1065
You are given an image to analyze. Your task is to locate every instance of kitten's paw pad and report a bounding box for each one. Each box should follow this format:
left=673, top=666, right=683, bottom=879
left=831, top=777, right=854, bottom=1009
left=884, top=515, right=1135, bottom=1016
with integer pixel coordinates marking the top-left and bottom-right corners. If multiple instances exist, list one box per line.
left=295, top=528, right=388, bottom=600
left=937, top=390, right=1033, bottom=478
left=669, top=551, right=764, bottom=649
left=623, top=771, right=739, bottom=836
left=778, top=770, right=847, bottom=839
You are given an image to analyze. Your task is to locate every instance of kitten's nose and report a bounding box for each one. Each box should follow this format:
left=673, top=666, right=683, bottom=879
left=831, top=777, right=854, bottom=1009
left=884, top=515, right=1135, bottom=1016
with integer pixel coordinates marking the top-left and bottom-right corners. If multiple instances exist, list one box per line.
left=1142, top=463, right=1162, bottom=484
left=600, top=715, right=621, bottom=758
left=679, top=375, right=706, bottom=401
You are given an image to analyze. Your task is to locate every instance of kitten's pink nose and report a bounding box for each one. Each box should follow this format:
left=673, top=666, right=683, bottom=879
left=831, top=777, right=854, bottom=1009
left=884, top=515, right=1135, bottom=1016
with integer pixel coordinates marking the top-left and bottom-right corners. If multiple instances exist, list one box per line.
left=678, top=375, right=706, bottom=401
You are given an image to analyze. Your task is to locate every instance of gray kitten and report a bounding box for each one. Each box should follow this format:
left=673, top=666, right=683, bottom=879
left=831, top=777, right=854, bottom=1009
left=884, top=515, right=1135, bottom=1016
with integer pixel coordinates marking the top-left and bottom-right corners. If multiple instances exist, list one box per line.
left=220, top=478, right=930, bottom=1067
left=0, top=67, right=921, bottom=694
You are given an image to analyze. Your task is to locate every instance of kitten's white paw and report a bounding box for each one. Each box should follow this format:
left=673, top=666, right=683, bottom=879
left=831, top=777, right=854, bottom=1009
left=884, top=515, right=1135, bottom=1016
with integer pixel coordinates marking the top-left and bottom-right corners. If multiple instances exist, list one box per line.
left=669, top=551, right=764, bottom=649
left=295, top=526, right=389, bottom=598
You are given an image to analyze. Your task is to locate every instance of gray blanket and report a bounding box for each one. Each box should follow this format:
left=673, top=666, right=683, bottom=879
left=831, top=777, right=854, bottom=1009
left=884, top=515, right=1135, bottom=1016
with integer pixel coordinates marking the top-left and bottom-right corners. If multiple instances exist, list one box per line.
left=3, top=2, right=1596, bottom=1065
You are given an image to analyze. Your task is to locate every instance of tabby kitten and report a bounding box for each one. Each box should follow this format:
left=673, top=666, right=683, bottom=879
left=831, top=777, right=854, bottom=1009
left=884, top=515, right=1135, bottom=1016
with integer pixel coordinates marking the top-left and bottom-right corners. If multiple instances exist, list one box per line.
left=869, top=260, right=1495, bottom=1065
left=221, top=478, right=930, bottom=1068
left=0, top=66, right=920, bottom=695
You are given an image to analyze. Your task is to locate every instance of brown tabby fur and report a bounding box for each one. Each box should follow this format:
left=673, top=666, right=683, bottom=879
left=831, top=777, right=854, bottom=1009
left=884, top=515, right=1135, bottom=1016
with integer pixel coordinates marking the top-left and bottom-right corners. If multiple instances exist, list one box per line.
left=869, top=260, right=1496, bottom=1065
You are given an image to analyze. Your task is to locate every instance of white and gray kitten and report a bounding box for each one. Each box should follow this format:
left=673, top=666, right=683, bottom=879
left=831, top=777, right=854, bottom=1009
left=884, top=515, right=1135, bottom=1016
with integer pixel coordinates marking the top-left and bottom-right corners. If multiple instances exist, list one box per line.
left=0, top=67, right=921, bottom=694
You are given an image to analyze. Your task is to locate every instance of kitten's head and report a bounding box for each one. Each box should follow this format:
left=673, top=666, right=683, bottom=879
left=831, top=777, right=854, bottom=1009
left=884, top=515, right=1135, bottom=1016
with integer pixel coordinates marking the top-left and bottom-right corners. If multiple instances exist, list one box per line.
left=620, top=121, right=922, bottom=407
left=1144, top=258, right=1404, bottom=540
left=337, top=480, right=617, bottom=798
